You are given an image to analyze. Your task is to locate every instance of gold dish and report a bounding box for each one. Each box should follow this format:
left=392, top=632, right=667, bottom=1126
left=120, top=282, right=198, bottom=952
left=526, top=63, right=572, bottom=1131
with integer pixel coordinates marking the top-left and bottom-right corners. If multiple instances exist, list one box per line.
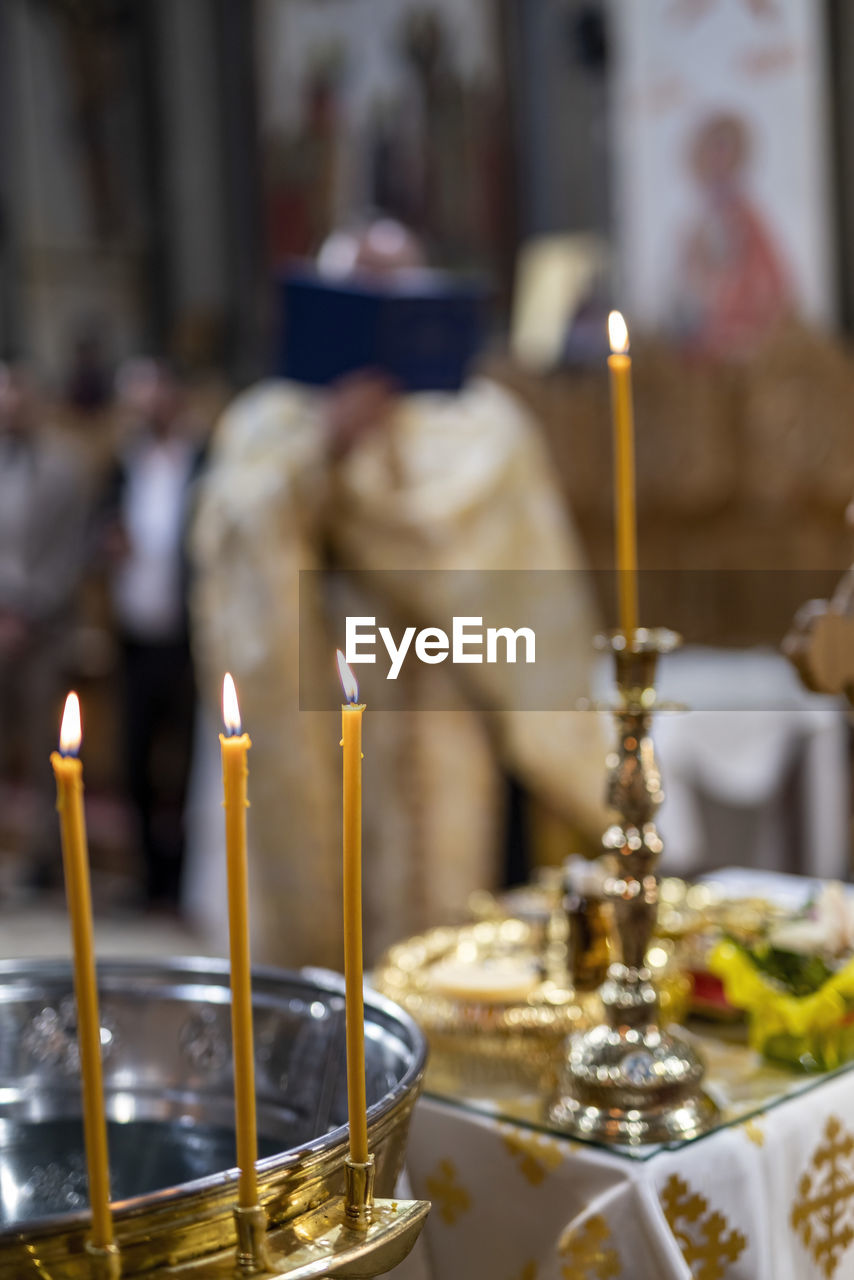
left=373, top=918, right=690, bottom=1098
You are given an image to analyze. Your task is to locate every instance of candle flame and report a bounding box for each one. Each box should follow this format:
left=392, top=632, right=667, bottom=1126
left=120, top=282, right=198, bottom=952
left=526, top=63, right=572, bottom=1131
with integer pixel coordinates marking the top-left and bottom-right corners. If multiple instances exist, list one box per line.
left=59, top=691, right=82, bottom=756
left=608, top=310, right=629, bottom=355
left=222, top=672, right=242, bottom=735
left=337, top=650, right=359, bottom=704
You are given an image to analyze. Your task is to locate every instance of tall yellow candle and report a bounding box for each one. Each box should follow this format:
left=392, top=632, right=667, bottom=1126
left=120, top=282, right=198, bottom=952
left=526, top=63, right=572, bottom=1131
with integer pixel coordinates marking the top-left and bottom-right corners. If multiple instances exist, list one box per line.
left=219, top=673, right=260, bottom=1209
left=607, top=310, right=639, bottom=639
left=337, top=650, right=369, bottom=1166
left=50, top=693, right=114, bottom=1254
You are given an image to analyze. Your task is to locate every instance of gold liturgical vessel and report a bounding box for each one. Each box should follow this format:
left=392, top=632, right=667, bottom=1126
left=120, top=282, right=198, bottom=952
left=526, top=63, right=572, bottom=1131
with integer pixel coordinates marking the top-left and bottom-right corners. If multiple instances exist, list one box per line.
left=551, top=628, right=719, bottom=1145
left=0, top=959, right=428, bottom=1279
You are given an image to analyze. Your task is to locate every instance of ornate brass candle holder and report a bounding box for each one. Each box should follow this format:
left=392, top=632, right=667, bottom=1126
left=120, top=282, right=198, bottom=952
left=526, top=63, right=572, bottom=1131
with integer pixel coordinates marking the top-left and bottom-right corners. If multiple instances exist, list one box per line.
left=551, top=628, right=719, bottom=1145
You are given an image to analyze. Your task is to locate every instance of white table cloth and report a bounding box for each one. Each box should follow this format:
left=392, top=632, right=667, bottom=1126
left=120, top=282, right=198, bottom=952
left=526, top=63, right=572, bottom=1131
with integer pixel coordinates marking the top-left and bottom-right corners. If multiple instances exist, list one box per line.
left=404, top=1060, right=854, bottom=1280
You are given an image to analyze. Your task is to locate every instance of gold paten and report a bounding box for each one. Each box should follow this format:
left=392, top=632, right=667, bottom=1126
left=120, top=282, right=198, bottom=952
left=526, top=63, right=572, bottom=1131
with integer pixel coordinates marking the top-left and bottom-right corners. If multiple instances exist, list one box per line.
left=374, top=916, right=690, bottom=1098
left=375, top=916, right=590, bottom=1095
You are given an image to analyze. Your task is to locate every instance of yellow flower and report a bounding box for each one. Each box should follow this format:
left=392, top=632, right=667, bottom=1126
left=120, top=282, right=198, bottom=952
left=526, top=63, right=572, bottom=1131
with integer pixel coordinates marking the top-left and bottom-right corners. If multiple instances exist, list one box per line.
left=709, top=940, right=854, bottom=1068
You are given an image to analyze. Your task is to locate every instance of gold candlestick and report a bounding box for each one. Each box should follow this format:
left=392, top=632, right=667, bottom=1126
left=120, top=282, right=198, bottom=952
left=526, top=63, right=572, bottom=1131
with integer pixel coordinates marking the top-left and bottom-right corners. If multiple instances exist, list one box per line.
left=551, top=629, right=718, bottom=1145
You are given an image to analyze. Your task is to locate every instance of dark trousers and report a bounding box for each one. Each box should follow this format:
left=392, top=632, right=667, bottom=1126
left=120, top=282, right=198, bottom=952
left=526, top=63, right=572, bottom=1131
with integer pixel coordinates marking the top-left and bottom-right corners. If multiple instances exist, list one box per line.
left=0, top=626, right=66, bottom=876
left=122, top=637, right=195, bottom=906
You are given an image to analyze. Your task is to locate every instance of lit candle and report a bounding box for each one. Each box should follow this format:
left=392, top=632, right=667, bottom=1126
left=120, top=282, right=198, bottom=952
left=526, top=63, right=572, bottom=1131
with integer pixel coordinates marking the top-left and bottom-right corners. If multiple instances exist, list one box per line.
left=50, top=693, right=115, bottom=1254
left=219, top=673, right=260, bottom=1209
left=608, top=310, right=639, bottom=639
left=337, top=650, right=369, bottom=1166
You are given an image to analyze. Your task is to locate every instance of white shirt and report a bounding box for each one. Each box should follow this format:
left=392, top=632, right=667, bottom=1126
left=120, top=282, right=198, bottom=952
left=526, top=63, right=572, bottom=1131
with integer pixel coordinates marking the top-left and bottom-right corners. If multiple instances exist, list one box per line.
left=113, top=436, right=195, bottom=640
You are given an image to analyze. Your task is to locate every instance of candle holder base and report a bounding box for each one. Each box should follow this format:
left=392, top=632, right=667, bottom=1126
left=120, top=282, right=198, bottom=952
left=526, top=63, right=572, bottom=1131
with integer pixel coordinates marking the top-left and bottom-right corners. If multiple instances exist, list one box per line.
left=550, top=965, right=719, bottom=1145
left=234, top=1204, right=274, bottom=1275
left=84, top=1241, right=121, bottom=1280
left=344, top=1155, right=376, bottom=1230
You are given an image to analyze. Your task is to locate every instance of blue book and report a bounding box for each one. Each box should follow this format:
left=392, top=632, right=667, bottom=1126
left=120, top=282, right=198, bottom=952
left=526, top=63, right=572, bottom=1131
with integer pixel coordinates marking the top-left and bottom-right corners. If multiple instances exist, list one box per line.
left=275, top=266, right=488, bottom=393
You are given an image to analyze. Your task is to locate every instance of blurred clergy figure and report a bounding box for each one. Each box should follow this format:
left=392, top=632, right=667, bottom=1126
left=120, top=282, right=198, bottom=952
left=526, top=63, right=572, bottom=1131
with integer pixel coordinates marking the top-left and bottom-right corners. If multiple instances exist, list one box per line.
left=189, top=224, right=606, bottom=970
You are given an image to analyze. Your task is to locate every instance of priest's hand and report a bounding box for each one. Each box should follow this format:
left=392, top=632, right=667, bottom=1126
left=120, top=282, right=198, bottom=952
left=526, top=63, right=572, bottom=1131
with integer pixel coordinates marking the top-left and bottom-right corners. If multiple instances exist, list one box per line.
left=325, top=370, right=399, bottom=461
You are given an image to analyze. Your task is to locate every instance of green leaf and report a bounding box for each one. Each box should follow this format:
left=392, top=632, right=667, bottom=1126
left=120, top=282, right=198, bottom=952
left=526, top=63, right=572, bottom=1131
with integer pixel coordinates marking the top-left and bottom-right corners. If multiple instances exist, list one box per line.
left=726, top=936, right=834, bottom=997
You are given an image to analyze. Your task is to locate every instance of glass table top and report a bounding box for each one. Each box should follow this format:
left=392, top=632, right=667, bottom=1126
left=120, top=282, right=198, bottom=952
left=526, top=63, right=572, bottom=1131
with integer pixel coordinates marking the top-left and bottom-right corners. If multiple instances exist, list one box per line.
left=422, top=1019, right=854, bottom=1162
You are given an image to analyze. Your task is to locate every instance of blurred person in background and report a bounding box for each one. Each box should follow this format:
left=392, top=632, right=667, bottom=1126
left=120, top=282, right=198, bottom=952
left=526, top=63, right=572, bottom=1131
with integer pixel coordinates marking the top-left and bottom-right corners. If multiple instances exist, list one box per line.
left=102, top=359, right=205, bottom=912
left=0, top=362, right=91, bottom=891
left=65, top=331, right=111, bottom=419
left=189, top=219, right=606, bottom=970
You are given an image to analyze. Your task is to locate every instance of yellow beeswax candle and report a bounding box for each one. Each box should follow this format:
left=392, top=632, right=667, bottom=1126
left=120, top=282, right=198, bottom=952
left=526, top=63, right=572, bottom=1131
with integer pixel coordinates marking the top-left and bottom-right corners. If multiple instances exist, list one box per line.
left=50, top=692, right=114, bottom=1253
left=337, top=650, right=369, bottom=1165
left=608, top=310, right=639, bottom=639
left=219, top=673, right=260, bottom=1209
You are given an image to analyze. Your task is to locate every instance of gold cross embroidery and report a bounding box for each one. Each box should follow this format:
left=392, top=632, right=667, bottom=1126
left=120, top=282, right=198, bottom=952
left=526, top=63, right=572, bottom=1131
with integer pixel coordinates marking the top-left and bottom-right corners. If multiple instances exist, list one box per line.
left=500, top=1125, right=566, bottom=1186
left=558, top=1213, right=621, bottom=1280
left=424, top=1158, right=472, bottom=1226
left=661, top=1173, right=747, bottom=1279
left=791, top=1115, right=854, bottom=1278
left=740, top=1118, right=765, bottom=1147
